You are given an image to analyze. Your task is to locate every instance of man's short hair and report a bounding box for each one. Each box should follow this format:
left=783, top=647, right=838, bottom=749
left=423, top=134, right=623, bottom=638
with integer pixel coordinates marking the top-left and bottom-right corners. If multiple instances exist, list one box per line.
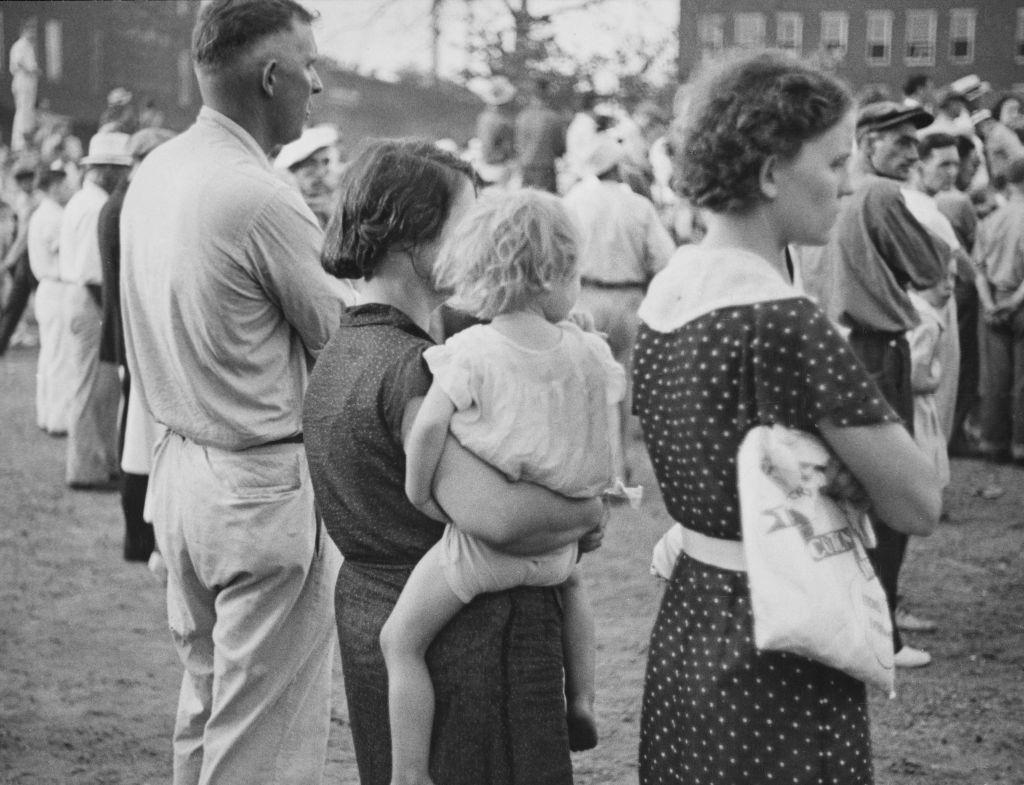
left=37, top=168, right=67, bottom=191
left=1005, top=156, right=1024, bottom=186
left=916, top=132, right=959, bottom=161
left=903, top=74, right=930, bottom=98
left=192, top=0, right=316, bottom=70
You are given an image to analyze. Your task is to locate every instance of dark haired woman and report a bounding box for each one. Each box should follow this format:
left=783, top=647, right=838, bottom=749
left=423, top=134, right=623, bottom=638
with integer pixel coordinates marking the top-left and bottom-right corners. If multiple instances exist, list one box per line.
left=633, top=52, right=941, bottom=784
left=302, top=139, right=603, bottom=785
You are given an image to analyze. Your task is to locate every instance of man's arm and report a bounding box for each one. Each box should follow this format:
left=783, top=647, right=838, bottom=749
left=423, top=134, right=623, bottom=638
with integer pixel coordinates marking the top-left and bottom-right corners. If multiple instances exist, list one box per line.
left=249, top=191, right=351, bottom=358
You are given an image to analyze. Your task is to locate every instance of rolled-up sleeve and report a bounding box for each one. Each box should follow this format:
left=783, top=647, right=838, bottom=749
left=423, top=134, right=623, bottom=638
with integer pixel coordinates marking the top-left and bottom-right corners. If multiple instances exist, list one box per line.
left=248, top=187, right=350, bottom=358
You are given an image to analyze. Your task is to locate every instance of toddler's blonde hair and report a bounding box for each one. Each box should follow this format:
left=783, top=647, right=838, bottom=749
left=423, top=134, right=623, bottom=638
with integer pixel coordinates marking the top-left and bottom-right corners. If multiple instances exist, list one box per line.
left=434, top=189, right=580, bottom=319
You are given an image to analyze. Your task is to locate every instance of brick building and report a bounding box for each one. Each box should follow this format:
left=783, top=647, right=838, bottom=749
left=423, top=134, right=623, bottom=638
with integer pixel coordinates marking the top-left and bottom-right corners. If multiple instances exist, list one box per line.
left=0, top=1, right=200, bottom=142
left=677, top=1, right=1024, bottom=100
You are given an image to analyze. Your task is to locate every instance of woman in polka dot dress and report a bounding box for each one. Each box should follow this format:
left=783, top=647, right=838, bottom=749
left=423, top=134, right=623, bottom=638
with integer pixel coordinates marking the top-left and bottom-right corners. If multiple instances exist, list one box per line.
left=633, top=52, right=942, bottom=785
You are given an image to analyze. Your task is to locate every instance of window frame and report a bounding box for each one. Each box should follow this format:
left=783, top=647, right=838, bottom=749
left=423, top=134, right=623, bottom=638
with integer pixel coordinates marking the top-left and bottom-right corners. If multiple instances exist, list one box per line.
left=949, top=8, right=976, bottom=64
left=1016, top=8, right=1024, bottom=63
left=44, top=18, right=62, bottom=82
left=776, top=12, right=803, bottom=57
left=905, top=9, right=938, bottom=67
left=698, top=13, right=725, bottom=62
left=820, top=11, right=849, bottom=60
left=734, top=12, right=766, bottom=49
left=865, top=10, right=893, bottom=66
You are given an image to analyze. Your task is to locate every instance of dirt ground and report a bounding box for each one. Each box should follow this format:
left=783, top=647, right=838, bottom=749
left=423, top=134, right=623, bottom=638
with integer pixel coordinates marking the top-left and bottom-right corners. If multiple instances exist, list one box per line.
left=2, top=343, right=1022, bottom=784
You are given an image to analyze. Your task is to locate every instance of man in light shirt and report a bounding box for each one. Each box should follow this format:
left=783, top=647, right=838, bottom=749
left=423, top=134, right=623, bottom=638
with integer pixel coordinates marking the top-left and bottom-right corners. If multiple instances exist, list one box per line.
left=8, top=17, right=39, bottom=152
left=27, top=168, right=73, bottom=435
left=60, top=131, right=131, bottom=489
left=563, top=135, right=676, bottom=476
left=120, top=2, right=350, bottom=782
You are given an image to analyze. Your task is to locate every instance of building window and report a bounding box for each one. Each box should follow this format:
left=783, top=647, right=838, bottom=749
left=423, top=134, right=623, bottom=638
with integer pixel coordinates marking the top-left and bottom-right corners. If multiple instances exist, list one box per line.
left=820, top=12, right=849, bottom=59
left=90, top=29, right=103, bottom=95
left=44, top=19, right=62, bottom=82
left=1016, top=9, right=1024, bottom=62
left=949, top=8, right=976, bottom=63
left=865, top=11, right=893, bottom=65
left=735, top=13, right=766, bottom=49
left=776, top=13, right=803, bottom=56
left=178, top=49, right=194, bottom=108
left=698, top=14, right=725, bottom=62
left=905, top=10, right=937, bottom=66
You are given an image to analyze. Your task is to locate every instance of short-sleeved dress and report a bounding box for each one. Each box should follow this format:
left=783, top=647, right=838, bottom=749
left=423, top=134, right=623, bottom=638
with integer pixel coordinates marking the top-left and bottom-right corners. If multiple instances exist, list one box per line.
left=633, top=269, right=899, bottom=783
left=424, top=321, right=625, bottom=602
left=303, top=303, right=573, bottom=785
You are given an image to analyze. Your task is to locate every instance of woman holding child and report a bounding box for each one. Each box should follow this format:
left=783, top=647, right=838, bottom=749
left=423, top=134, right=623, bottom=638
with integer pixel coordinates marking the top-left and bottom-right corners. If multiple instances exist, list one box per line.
left=303, top=140, right=605, bottom=785
left=634, top=53, right=942, bottom=783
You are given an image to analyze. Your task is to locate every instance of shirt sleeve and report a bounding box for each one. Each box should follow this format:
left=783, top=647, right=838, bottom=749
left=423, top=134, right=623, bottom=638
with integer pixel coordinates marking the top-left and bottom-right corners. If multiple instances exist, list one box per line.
left=752, top=299, right=900, bottom=432
left=381, top=342, right=434, bottom=445
left=247, top=186, right=347, bottom=359
left=423, top=340, right=477, bottom=411
left=581, top=330, right=627, bottom=405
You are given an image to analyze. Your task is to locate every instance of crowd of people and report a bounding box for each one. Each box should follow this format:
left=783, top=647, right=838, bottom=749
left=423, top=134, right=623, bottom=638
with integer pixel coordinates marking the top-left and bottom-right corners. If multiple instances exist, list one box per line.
left=2, top=1, right=1023, bottom=784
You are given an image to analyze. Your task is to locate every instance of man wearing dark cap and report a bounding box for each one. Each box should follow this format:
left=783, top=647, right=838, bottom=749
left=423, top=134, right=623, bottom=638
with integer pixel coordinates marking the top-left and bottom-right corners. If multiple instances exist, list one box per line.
left=97, top=127, right=176, bottom=562
left=814, top=100, right=951, bottom=669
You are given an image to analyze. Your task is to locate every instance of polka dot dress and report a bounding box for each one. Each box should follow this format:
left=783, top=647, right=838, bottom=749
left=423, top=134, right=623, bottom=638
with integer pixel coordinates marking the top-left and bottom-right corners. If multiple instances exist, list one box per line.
left=633, top=297, right=899, bottom=785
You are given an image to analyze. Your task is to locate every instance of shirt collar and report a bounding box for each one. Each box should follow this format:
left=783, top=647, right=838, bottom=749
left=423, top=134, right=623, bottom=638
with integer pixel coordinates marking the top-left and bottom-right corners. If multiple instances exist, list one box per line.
left=341, top=302, right=434, bottom=342
left=197, top=106, right=272, bottom=170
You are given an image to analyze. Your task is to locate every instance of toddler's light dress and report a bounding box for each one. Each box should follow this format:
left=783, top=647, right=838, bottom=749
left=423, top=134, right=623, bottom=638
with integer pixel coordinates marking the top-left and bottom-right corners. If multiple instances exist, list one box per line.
left=423, top=320, right=625, bottom=602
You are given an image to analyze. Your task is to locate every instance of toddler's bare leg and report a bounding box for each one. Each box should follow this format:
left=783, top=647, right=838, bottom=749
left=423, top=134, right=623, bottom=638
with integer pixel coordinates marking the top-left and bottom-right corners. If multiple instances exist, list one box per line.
left=380, top=543, right=466, bottom=785
left=561, top=568, right=598, bottom=751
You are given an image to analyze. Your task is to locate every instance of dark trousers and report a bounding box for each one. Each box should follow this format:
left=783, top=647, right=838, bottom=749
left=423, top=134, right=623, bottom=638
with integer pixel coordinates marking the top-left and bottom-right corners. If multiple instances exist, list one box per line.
left=117, top=372, right=154, bottom=561
left=977, top=297, right=1024, bottom=458
left=0, top=252, right=37, bottom=355
left=951, top=279, right=980, bottom=452
left=847, top=330, right=914, bottom=653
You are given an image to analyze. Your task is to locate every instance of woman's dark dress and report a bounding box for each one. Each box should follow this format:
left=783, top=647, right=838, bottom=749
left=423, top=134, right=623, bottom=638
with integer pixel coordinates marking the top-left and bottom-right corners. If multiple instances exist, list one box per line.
left=633, top=297, right=899, bottom=785
left=303, top=303, right=572, bottom=785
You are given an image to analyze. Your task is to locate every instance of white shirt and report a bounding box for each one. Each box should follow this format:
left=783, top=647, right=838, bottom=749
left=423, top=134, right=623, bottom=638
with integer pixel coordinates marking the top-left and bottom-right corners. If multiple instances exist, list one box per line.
left=58, top=179, right=108, bottom=285
left=120, top=106, right=352, bottom=450
left=27, top=196, right=63, bottom=281
left=9, top=36, right=38, bottom=85
left=563, top=177, right=676, bottom=284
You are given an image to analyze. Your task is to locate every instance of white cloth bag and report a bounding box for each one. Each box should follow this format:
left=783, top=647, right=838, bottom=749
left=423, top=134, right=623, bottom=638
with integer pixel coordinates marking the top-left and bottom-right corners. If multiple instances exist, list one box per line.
left=737, top=424, right=895, bottom=695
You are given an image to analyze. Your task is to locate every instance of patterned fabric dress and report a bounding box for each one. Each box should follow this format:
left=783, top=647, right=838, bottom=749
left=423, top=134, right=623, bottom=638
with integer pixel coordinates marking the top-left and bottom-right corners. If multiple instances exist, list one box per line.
left=634, top=287, right=900, bottom=785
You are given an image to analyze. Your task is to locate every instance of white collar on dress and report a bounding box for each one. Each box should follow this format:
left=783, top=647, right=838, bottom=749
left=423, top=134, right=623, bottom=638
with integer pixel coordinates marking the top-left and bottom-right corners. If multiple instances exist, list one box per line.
left=638, top=245, right=805, bottom=333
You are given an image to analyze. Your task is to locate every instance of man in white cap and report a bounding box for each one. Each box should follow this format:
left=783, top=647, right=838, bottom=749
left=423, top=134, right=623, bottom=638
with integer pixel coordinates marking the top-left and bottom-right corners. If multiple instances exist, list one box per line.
left=563, top=135, right=676, bottom=477
left=60, top=130, right=132, bottom=489
left=97, top=126, right=177, bottom=561
left=273, top=123, right=338, bottom=226
left=119, top=2, right=349, bottom=782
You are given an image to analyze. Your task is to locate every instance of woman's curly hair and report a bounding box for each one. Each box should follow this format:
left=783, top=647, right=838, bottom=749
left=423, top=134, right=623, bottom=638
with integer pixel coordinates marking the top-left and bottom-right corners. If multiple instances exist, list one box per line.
left=433, top=189, right=580, bottom=320
left=321, top=139, right=474, bottom=280
left=674, top=50, right=852, bottom=214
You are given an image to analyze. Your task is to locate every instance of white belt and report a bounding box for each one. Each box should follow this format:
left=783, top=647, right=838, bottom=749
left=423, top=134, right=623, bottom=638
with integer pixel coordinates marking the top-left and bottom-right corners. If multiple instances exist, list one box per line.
left=677, top=524, right=746, bottom=572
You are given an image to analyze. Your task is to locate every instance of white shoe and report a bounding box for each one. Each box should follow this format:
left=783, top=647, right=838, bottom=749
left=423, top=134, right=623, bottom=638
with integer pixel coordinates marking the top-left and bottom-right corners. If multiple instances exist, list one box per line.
left=894, top=645, right=932, bottom=668
left=148, top=551, right=168, bottom=587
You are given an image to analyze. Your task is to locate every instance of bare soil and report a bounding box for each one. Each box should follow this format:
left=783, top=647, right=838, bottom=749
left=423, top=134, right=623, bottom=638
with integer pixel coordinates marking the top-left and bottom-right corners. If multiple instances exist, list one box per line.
left=2, top=345, right=1022, bottom=784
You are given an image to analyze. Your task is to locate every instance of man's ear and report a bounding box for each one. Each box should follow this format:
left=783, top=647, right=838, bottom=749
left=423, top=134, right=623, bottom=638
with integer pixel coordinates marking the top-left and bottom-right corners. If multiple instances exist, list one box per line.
left=759, top=155, right=779, bottom=200
left=261, top=60, right=277, bottom=96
